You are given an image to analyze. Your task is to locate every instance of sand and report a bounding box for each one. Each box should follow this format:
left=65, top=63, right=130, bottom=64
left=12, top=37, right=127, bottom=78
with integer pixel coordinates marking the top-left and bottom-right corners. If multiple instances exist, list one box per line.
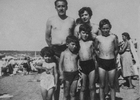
left=0, top=73, right=139, bottom=100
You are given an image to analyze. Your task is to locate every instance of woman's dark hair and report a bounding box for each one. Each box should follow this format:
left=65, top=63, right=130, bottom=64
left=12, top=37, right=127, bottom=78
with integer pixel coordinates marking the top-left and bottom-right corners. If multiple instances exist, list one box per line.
left=122, top=32, right=131, bottom=40
left=78, top=7, right=92, bottom=17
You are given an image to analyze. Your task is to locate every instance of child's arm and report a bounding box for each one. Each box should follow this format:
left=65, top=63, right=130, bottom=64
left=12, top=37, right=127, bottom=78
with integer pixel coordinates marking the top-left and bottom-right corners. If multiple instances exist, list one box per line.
left=53, top=63, right=58, bottom=90
left=94, top=37, right=99, bottom=57
left=59, top=52, right=64, bottom=82
left=114, top=35, right=119, bottom=57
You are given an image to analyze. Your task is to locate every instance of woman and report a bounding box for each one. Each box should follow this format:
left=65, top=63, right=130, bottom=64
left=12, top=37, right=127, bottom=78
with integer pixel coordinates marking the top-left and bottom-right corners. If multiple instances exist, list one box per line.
left=119, top=32, right=135, bottom=89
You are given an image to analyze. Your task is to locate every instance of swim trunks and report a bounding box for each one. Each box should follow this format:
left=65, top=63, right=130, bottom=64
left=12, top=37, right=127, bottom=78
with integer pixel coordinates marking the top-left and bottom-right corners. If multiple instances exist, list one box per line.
left=64, top=71, right=79, bottom=84
left=79, top=59, right=95, bottom=75
left=97, top=57, right=116, bottom=71
left=51, top=44, right=67, bottom=57
left=40, top=72, right=55, bottom=90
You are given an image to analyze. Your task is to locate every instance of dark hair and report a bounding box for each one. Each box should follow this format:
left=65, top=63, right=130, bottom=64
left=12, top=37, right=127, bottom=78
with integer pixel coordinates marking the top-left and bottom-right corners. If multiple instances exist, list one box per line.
left=99, top=19, right=112, bottom=29
left=79, top=24, right=91, bottom=33
left=78, top=7, right=92, bottom=17
left=54, top=0, right=68, bottom=6
left=122, top=32, right=131, bottom=40
left=76, top=18, right=82, bottom=25
left=40, top=47, right=55, bottom=57
left=66, top=35, right=79, bottom=44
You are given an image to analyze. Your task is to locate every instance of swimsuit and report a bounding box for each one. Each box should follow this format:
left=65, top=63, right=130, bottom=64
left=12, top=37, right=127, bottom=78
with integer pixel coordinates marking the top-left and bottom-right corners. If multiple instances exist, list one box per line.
left=79, top=59, right=95, bottom=75
left=40, top=72, right=55, bottom=90
left=97, top=57, right=116, bottom=71
left=51, top=44, right=67, bottom=57
left=63, top=71, right=79, bottom=84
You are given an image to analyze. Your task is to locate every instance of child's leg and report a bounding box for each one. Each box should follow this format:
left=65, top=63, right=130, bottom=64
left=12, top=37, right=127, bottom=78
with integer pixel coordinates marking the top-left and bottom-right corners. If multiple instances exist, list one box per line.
left=108, top=69, right=116, bottom=100
left=80, top=73, right=87, bottom=100
left=40, top=87, right=48, bottom=100
left=98, top=68, right=106, bottom=100
left=70, top=80, right=78, bottom=100
left=48, top=88, right=54, bottom=100
left=88, top=70, right=96, bottom=100
left=64, top=81, right=70, bottom=100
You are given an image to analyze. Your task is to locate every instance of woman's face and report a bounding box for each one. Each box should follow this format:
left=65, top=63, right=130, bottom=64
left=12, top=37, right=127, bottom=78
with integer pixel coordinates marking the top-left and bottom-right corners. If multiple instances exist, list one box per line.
left=122, top=35, right=126, bottom=41
left=80, top=11, right=91, bottom=23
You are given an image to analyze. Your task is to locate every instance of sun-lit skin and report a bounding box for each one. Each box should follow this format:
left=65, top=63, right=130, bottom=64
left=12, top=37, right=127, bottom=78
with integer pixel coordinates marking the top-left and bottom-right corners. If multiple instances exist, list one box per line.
left=80, top=11, right=91, bottom=23
left=55, top=1, right=67, bottom=18
left=100, top=24, right=111, bottom=37
left=80, top=31, right=89, bottom=41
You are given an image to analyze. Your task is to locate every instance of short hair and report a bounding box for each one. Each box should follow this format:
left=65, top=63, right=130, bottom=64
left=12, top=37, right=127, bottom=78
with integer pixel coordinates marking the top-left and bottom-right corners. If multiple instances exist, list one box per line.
left=54, top=0, right=68, bottom=6
left=78, top=7, right=92, bottom=17
left=99, top=19, right=112, bottom=29
left=122, top=32, right=131, bottom=40
left=79, top=24, right=91, bottom=33
left=40, top=47, right=55, bottom=57
left=66, top=35, right=79, bottom=45
left=76, top=18, right=82, bottom=25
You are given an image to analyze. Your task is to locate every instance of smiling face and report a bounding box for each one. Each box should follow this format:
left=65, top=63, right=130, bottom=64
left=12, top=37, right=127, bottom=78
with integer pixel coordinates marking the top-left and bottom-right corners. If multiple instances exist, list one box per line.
left=100, top=24, right=111, bottom=36
left=80, top=30, right=89, bottom=41
left=43, top=55, right=53, bottom=63
left=55, top=1, right=67, bottom=16
left=80, top=11, right=91, bottom=23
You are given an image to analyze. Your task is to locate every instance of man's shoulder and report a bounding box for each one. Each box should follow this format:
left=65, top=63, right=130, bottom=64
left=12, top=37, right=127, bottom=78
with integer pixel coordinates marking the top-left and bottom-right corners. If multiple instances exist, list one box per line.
left=67, top=16, right=75, bottom=22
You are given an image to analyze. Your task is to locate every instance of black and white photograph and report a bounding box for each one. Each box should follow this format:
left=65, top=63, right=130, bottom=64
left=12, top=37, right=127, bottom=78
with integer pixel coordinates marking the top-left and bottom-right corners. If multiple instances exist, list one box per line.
left=0, top=0, right=140, bottom=100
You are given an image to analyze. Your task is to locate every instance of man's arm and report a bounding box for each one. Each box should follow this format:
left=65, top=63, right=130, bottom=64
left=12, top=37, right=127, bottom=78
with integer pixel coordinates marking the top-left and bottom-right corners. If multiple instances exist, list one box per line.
left=45, top=18, right=52, bottom=47
left=70, top=19, right=76, bottom=36
left=59, top=52, right=64, bottom=78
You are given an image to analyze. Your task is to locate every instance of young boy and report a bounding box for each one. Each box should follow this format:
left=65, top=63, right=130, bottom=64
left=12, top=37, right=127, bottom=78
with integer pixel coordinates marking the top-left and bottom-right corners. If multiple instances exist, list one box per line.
left=78, top=24, right=96, bottom=100
left=39, top=47, right=58, bottom=100
left=95, top=19, right=119, bottom=100
left=59, top=35, right=80, bottom=100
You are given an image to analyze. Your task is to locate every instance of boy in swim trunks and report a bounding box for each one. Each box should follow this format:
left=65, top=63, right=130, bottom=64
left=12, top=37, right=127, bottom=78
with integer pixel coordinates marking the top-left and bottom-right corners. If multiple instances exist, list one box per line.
left=39, top=47, right=58, bottom=100
left=95, top=19, right=119, bottom=100
left=78, top=24, right=96, bottom=100
left=59, top=35, right=80, bottom=100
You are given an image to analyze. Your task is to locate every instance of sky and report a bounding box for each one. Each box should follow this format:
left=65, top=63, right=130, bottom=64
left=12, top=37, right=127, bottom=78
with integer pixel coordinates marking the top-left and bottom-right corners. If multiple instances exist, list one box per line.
left=0, top=0, right=140, bottom=51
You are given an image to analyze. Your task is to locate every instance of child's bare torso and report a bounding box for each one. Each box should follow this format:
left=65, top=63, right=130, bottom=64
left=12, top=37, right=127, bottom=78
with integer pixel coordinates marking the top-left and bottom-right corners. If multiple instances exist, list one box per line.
left=50, top=16, right=74, bottom=44
left=63, top=49, right=78, bottom=72
left=97, top=34, right=116, bottom=59
left=79, top=40, right=94, bottom=61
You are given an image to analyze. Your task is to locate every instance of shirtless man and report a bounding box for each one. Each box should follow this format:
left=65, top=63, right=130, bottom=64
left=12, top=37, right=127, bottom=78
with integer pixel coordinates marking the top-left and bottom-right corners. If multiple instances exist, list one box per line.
left=74, top=7, right=99, bottom=40
left=45, top=0, right=75, bottom=57
left=95, top=19, right=119, bottom=100
left=45, top=0, right=75, bottom=100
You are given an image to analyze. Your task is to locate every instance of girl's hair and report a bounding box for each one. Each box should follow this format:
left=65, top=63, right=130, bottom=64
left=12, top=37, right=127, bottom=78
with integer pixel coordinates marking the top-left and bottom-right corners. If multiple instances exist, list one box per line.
left=54, top=0, right=68, bottom=6
left=99, top=19, right=112, bottom=29
left=79, top=24, right=91, bottom=33
left=66, top=35, right=79, bottom=45
left=122, top=32, right=131, bottom=40
left=78, top=7, right=92, bottom=17
left=40, top=47, right=55, bottom=57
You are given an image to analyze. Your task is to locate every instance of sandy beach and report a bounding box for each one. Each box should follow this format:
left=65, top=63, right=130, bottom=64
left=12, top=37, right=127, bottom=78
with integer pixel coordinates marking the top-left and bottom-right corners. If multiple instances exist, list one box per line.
left=0, top=73, right=139, bottom=100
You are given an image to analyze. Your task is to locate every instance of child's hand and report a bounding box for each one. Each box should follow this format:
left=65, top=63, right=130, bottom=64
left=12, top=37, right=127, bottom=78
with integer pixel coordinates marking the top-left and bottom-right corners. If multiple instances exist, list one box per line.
left=54, top=85, right=57, bottom=91
left=59, top=76, right=64, bottom=84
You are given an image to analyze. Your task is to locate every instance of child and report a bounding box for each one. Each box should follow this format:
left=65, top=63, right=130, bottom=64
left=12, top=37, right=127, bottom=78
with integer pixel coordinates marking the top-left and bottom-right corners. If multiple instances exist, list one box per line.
left=59, top=35, right=80, bottom=100
left=40, top=47, right=58, bottom=100
left=78, top=24, right=96, bottom=100
left=95, top=19, right=119, bottom=100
